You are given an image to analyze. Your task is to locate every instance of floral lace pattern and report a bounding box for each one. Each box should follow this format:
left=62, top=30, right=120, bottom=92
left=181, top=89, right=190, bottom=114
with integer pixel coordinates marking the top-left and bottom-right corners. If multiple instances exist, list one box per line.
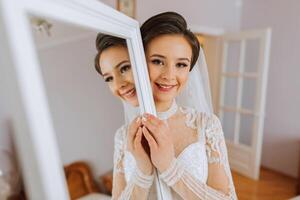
left=112, top=125, right=154, bottom=200
left=113, top=125, right=127, bottom=174
left=203, top=114, right=237, bottom=199
left=112, top=107, right=237, bottom=200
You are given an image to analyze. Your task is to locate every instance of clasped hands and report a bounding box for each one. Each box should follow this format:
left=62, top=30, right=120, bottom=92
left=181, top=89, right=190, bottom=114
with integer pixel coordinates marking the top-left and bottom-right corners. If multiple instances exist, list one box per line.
left=127, top=113, right=175, bottom=176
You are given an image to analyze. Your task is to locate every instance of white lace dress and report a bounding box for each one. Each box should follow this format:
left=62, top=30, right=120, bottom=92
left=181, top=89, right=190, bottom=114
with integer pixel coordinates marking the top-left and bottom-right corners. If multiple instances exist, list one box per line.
left=112, top=106, right=237, bottom=200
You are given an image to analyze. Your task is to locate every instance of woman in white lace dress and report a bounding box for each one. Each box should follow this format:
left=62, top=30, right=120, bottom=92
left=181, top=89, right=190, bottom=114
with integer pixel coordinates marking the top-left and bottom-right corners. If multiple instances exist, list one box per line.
left=94, top=12, right=237, bottom=200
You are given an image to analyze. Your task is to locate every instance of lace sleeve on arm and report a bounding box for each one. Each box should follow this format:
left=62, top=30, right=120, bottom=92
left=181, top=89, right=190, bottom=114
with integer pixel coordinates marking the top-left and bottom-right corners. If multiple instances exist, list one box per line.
left=158, top=113, right=237, bottom=200
left=159, top=158, right=232, bottom=200
left=112, top=126, right=154, bottom=200
left=203, top=114, right=237, bottom=199
left=113, top=126, right=126, bottom=174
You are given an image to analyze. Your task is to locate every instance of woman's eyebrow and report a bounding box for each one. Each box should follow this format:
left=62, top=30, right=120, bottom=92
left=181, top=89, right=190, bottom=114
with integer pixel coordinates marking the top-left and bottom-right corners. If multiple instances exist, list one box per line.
left=150, top=54, right=190, bottom=62
left=149, top=54, right=165, bottom=58
left=102, top=60, right=129, bottom=77
left=115, top=60, right=130, bottom=69
left=178, top=58, right=191, bottom=62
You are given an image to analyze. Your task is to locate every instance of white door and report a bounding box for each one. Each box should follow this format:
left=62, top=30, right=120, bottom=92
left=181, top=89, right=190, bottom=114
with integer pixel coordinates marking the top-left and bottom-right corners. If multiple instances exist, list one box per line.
left=218, top=29, right=271, bottom=180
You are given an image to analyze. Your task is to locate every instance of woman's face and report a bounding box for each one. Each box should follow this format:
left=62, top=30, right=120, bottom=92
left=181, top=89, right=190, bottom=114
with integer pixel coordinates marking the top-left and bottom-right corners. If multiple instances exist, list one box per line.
left=146, top=35, right=192, bottom=105
left=99, top=45, right=138, bottom=106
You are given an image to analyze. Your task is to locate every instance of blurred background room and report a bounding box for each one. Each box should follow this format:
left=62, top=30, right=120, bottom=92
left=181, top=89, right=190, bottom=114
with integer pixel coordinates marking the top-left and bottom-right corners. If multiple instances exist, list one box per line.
left=0, top=0, right=299, bottom=199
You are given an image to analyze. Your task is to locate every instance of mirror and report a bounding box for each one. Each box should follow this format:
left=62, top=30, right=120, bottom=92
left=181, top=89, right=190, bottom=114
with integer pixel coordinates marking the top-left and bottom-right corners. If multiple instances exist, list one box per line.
left=31, top=17, right=128, bottom=199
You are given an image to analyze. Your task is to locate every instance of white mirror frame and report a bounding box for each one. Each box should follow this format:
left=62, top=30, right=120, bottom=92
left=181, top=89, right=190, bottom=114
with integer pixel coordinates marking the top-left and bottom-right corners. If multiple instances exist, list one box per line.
left=0, top=0, right=157, bottom=199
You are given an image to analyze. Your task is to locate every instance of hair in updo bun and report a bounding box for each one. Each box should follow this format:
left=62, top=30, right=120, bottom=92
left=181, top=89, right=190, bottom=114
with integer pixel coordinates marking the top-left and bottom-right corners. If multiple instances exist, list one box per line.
left=140, top=12, right=200, bottom=71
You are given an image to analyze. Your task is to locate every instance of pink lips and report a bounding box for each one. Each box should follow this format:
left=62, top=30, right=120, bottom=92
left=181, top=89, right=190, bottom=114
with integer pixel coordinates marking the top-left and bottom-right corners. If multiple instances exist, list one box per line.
left=155, top=83, right=177, bottom=92
left=121, top=88, right=136, bottom=98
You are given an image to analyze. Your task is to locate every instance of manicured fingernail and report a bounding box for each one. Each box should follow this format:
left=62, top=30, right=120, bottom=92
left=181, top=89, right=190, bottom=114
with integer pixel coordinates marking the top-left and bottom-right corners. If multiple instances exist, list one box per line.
left=136, top=117, right=141, bottom=123
left=142, top=116, right=147, bottom=122
left=144, top=113, right=151, bottom=119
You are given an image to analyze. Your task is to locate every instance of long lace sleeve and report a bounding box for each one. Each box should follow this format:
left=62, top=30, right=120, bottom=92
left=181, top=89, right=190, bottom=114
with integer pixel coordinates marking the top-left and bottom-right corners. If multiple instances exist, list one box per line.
left=204, top=114, right=237, bottom=199
left=158, top=113, right=237, bottom=200
left=112, top=125, right=154, bottom=200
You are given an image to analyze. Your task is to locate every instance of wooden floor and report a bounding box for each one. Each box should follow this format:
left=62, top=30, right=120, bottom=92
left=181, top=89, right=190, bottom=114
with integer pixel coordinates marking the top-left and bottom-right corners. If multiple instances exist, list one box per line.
left=232, top=167, right=298, bottom=200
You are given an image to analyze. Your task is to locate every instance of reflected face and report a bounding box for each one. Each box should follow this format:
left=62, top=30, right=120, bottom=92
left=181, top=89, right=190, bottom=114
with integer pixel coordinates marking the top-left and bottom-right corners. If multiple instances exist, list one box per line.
left=99, top=46, right=138, bottom=106
left=146, top=35, right=192, bottom=104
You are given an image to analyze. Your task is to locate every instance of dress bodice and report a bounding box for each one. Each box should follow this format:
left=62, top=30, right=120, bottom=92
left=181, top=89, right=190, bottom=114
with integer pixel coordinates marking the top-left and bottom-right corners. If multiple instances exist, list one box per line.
left=113, top=105, right=237, bottom=200
left=123, top=141, right=208, bottom=185
left=119, top=106, right=209, bottom=199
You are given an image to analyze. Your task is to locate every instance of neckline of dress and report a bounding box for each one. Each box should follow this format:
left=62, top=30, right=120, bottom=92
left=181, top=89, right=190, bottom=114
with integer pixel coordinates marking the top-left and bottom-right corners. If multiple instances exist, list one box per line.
left=157, top=100, right=178, bottom=120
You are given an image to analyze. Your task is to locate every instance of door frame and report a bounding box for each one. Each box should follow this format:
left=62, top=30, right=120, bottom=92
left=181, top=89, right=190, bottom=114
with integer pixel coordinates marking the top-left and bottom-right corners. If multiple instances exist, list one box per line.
left=219, top=29, right=272, bottom=179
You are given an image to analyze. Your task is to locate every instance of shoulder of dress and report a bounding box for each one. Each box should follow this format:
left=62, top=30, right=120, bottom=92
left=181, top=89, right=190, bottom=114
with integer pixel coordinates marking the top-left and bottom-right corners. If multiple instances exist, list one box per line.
left=203, top=113, right=221, bottom=126
left=179, top=106, right=211, bottom=117
left=179, top=106, right=198, bottom=119
left=195, top=112, right=219, bottom=124
left=202, top=113, right=224, bottom=140
left=179, top=105, right=195, bottom=113
left=179, top=106, right=202, bottom=129
left=178, top=106, right=222, bottom=128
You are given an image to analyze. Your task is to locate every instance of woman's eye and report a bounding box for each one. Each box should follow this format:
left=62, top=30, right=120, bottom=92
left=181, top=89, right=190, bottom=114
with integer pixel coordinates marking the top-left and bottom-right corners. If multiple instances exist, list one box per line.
left=104, top=76, right=113, bottom=82
left=151, top=59, right=164, bottom=66
left=176, top=62, right=188, bottom=68
left=120, top=65, right=131, bottom=74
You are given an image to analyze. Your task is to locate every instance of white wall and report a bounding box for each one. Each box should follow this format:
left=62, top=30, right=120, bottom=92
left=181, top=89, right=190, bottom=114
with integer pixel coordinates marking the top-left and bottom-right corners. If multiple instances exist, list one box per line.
left=240, top=0, right=300, bottom=177
left=37, top=35, right=124, bottom=177
left=100, top=0, right=242, bottom=31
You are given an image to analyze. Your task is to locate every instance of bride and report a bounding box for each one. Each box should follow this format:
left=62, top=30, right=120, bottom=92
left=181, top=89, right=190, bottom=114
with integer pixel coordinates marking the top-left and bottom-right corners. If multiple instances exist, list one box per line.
left=94, top=12, right=237, bottom=200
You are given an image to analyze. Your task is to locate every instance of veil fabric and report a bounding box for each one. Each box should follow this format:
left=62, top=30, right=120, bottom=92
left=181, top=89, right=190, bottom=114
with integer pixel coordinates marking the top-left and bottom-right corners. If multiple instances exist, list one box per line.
left=122, top=47, right=213, bottom=123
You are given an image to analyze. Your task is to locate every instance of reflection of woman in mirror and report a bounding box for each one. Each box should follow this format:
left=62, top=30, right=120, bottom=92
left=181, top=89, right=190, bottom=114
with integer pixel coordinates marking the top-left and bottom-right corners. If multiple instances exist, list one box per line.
left=94, top=35, right=154, bottom=199
left=94, top=36, right=138, bottom=107
left=94, top=12, right=237, bottom=200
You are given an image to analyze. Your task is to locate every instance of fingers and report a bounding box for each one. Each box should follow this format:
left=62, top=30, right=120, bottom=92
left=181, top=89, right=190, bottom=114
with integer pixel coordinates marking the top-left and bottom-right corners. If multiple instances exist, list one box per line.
left=142, top=113, right=166, bottom=143
left=142, top=118, right=157, bottom=136
left=142, top=113, right=160, bottom=126
left=142, top=126, right=158, bottom=151
left=128, top=116, right=142, bottom=149
left=128, top=118, right=140, bottom=141
left=131, top=116, right=142, bottom=131
left=133, top=127, right=143, bottom=150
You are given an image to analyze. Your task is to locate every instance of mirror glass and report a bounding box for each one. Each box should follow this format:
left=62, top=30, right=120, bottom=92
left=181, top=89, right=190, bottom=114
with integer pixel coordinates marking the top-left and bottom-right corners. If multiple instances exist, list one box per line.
left=32, top=16, right=141, bottom=198
left=0, top=14, right=141, bottom=199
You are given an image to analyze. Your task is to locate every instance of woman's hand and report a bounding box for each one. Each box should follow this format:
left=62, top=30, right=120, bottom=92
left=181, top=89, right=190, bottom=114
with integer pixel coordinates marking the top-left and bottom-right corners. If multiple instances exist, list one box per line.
left=141, top=113, right=175, bottom=173
left=127, top=116, right=153, bottom=175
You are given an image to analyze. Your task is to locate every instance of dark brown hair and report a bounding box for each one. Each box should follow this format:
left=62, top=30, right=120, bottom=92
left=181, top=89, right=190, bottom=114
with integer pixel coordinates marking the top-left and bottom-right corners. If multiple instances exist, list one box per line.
left=94, top=34, right=126, bottom=75
left=140, top=12, right=200, bottom=71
